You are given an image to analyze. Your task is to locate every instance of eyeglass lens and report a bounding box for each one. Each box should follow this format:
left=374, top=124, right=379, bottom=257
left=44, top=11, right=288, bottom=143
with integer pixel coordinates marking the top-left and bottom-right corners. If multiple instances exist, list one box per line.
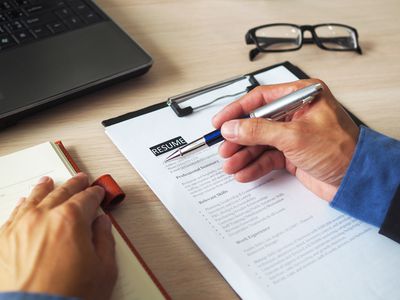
left=314, top=25, right=357, bottom=50
left=255, top=25, right=301, bottom=50
left=254, top=25, right=357, bottom=51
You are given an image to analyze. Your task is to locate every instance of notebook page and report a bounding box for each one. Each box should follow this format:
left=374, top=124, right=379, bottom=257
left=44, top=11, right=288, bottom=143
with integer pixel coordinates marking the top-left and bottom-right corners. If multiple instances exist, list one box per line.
left=0, top=142, right=72, bottom=224
left=0, top=142, right=165, bottom=300
left=105, top=65, right=400, bottom=300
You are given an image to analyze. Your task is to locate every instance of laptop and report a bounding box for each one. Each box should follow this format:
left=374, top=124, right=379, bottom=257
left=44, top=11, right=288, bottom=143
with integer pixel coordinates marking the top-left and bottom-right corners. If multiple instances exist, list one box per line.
left=0, top=0, right=153, bottom=128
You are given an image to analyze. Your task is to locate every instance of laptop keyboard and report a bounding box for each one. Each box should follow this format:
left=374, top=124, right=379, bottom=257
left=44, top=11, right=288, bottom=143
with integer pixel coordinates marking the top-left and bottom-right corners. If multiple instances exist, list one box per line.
left=0, top=0, right=105, bottom=51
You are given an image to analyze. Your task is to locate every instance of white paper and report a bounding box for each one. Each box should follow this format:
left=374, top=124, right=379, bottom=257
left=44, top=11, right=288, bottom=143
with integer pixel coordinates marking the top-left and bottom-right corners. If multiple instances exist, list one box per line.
left=105, top=66, right=400, bottom=300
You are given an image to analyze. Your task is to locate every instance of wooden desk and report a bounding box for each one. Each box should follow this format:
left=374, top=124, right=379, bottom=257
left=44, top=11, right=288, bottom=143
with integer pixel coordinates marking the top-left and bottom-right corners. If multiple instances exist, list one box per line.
left=1, top=0, right=399, bottom=299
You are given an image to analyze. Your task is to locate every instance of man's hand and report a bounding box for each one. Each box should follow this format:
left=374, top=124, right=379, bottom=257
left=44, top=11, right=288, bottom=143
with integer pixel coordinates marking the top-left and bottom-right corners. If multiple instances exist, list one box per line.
left=0, top=173, right=117, bottom=300
left=212, top=79, right=360, bottom=201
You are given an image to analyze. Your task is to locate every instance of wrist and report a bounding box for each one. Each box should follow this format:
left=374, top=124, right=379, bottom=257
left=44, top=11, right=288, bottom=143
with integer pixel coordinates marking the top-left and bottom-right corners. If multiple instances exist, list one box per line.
left=335, top=127, right=359, bottom=186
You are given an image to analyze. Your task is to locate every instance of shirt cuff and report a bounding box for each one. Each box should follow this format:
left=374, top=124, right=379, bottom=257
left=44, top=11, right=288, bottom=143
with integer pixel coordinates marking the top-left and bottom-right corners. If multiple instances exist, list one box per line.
left=379, top=184, right=400, bottom=242
left=0, top=292, right=79, bottom=300
left=330, top=125, right=400, bottom=227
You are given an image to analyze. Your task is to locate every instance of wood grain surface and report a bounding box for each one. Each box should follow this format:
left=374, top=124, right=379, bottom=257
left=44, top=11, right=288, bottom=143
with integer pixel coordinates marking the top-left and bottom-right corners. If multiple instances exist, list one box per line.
left=1, top=1, right=399, bottom=299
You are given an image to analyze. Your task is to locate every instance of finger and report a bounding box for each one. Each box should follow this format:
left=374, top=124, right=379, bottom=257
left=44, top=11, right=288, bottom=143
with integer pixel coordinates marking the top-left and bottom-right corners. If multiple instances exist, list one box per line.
left=13, top=176, right=54, bottom=220
left=220, top=118, right=292, bottom=149
left=234, top=150, right=285, bottom=182
left=64, top=186, right=105, bottom=225
left=92, top=214, right=118, bottom=297
left=39, top=172, right=89, bottom=209
left=219, top=140, right=276, bottom=159
left=92, top=215, right=116, bottom=272
left=26, top=176, right=54, bottom=205
left=285, top=159, right=297, bottom=176
left=212, top=80, right=313, bottom=128
left=222, top=145, right=265, bottom=174
left=219, top=141, right=242, bottom=158
left=2, top=197, right=26, bottom=228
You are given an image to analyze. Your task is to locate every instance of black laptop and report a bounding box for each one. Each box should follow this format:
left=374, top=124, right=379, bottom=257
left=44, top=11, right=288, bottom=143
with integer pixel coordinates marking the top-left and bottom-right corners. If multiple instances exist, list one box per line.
left=0, top=0, right=152, bottom=128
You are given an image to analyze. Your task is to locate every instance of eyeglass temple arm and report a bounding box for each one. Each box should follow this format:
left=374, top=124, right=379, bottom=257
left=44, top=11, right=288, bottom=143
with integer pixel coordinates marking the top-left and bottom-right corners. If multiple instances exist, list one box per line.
left=249, top=48, right=260, bottom=61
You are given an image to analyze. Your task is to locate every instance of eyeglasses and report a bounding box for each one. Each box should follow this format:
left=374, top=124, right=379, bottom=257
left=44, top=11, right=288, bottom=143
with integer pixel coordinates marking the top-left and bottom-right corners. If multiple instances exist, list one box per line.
left=245, top=23, right=362, bottom=61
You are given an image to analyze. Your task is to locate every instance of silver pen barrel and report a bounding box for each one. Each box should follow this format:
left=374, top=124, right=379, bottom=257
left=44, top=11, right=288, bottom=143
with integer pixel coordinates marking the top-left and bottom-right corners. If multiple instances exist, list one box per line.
left=180, top=137, right=208, bottom=155
left=249, top=83, right=323, bottom=119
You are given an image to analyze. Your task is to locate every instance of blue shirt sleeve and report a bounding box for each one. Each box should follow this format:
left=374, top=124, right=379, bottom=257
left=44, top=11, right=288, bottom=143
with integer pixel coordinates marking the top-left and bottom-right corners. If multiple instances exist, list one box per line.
left=0, top=292, right=79, bottom=300
left=331, top=125, right=400, bottom=227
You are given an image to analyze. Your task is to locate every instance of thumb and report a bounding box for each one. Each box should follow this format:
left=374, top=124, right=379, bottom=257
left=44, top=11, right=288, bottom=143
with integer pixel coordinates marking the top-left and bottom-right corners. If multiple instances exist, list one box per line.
left=220, top=118, right=290, bottom=149
left=92, top=214, right=117, bottom=272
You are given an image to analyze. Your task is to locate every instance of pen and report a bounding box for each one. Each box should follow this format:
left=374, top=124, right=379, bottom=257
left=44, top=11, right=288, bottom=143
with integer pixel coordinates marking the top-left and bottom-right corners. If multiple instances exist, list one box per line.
left=165, top=83, right=323, bottom=162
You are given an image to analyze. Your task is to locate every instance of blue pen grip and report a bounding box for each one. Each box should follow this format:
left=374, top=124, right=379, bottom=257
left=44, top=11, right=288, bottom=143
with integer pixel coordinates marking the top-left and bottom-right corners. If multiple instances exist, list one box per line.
left=204, top=115, right=250, bottom=147
left=204, top=129, right=224, bottom=146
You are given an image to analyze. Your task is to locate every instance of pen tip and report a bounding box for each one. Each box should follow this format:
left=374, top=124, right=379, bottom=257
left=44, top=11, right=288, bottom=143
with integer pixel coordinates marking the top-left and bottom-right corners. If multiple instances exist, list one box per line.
left=164, top=149, right=180, bottom=162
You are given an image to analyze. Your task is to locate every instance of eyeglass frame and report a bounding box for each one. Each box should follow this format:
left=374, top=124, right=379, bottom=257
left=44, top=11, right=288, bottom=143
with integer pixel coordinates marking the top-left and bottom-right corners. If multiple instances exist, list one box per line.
left=245, top=23, right=362, bottom=61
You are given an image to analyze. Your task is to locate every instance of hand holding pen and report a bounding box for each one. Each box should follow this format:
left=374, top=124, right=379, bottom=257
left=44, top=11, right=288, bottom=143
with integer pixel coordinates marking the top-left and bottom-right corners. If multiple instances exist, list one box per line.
left=170, top=79, right=360, bottom=202
left=166, top=82, right=322, bottom=161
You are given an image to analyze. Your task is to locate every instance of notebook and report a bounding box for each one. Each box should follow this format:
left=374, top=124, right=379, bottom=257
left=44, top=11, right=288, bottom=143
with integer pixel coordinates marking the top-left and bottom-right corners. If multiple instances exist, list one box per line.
left=0, top=141, right=169, bottom=300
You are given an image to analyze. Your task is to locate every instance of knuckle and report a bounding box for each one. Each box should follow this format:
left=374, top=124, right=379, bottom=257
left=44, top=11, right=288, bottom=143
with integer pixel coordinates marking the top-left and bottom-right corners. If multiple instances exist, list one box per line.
left=24, top=210, right=40, bottom=225
left=247, top=119, right=265, bottom=141
left=252, top=85, right=263, bottom=94
left=308, top=78, right=332, bottom=97
left=28, top=192, right=47, bottom=205
left=18, top=201, right=35, bottom=216
left=18, top=209, right=42, bottom=231
left=54, top=186, right=73, bottom=199
left=55, top=201, right=82, bottom=222
left=309, top=78, right=325, bottom=86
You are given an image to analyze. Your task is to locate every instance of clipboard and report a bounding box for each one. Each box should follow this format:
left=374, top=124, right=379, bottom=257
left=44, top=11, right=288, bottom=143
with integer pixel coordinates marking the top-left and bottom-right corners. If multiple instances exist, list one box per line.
left=102, top=61, right=365, bottom=128
left=100, top=61, right=400, bottom=300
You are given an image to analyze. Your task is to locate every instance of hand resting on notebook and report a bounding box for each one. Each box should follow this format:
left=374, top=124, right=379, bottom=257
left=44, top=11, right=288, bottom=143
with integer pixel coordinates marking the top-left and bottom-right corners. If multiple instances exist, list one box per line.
left=0, top=173, right=117, bottom=300
left=212, top=79, right=360, bottom=201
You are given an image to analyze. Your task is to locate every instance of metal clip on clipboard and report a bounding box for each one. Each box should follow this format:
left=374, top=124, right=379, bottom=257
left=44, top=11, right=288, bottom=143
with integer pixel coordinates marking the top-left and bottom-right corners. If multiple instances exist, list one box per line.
left=167, top=74, right=260, bottom=117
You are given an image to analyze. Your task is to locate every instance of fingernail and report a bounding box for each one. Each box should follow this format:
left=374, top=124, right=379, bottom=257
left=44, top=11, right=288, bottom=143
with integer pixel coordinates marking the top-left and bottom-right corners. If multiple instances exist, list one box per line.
left=37, top=176, right=50, bottom=184
left=221, top=120, right=239, bottom=139
left=75, top=172, right=87, bottom=178
left=92, top=185, right=105, bottom=197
